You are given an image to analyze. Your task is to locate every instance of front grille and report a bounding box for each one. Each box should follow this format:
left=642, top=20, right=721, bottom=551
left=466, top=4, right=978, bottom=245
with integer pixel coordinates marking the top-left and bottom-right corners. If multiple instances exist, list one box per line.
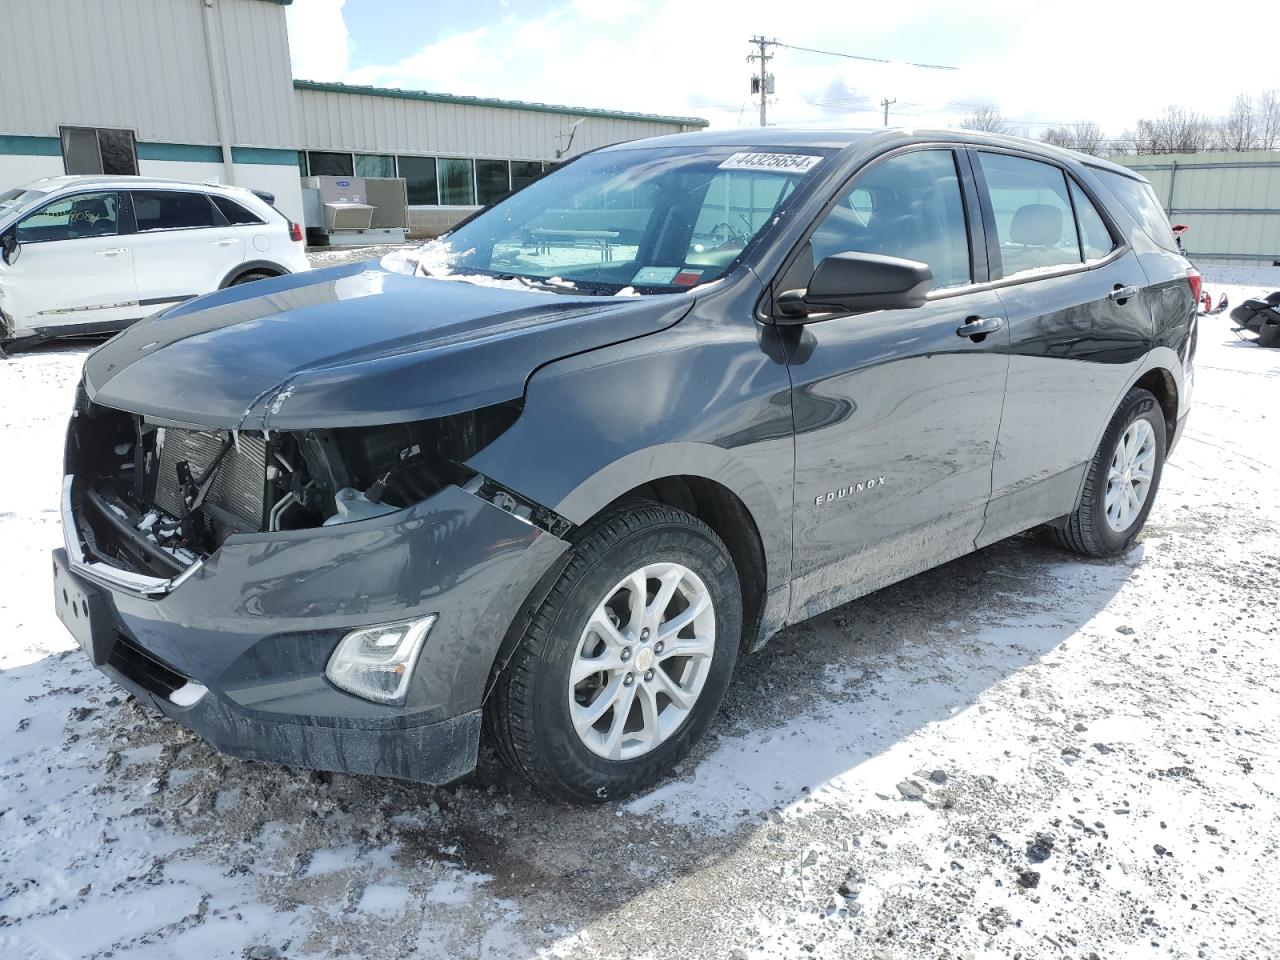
left=153, top=430, right=267, bottom=531
left=108, top=633, right=188, bottom=698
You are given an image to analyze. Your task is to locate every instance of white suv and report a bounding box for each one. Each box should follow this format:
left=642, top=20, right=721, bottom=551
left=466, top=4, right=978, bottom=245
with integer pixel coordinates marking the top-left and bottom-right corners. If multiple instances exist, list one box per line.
left=0, top=176, right=309, bottom=350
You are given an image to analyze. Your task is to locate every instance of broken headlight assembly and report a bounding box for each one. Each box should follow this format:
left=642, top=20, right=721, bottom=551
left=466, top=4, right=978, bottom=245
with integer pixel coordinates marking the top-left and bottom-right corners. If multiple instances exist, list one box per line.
left=65, top=393, right=526, bottom=572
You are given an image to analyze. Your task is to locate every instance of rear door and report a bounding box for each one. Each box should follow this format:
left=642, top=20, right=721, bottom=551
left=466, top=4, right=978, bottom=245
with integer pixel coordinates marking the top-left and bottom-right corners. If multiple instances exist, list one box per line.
left=780, top=146, right=1011, bottom=623
left=969, top=149, right=1154, bottom=545
left=2, top=190, right=139, bottom=333
left=128, top=190, right=245, bottom=310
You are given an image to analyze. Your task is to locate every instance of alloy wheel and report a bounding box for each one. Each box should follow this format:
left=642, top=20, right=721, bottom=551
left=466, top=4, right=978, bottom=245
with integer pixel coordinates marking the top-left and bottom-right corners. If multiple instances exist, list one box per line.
left=568, top=562, right=716, bottom=761
left=1104, top=418, right=1157, bottom=532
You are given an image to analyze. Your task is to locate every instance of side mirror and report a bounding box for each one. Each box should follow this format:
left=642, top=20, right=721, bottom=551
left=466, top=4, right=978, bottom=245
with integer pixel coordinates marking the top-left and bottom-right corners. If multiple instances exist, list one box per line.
left=1, top=233, right=18, bottom=266
left=776, top=251, right=932, bottom=323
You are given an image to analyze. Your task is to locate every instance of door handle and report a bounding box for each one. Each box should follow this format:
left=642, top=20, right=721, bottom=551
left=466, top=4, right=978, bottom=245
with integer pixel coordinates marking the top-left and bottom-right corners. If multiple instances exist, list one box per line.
left=95, top=248, right=128, bottom=257
left=956, top=316, right=1003, bottom=340
left=1109, top=284, right=1140, bottom=303
left=212, top=238, right=239, bottom=247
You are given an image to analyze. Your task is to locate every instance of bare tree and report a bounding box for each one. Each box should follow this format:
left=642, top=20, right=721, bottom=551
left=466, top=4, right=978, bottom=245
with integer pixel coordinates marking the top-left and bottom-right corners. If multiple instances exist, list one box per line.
left=1216, top=93, right=1256, bottom=151
left=961, top=105, right=1011, bottom=134
left=1258, top=89, right=1280, bottom=150
left=1133, top=106, right=1213, bottom=154
left=1040, top=121, right=1106, bottom=156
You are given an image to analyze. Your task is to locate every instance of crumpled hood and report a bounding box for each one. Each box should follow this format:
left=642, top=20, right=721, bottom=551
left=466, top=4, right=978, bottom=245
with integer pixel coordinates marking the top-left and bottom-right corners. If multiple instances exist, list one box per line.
left=84, top=261, right=691, bottom=429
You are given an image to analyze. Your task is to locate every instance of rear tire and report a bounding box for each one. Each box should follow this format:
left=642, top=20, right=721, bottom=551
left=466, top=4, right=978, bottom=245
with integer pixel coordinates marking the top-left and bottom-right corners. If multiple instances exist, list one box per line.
left=229, top=270, right=275, bottom=287
left=1053, top=387, right=1166, bottom=558
left=487, top=502, right=741, bottom=802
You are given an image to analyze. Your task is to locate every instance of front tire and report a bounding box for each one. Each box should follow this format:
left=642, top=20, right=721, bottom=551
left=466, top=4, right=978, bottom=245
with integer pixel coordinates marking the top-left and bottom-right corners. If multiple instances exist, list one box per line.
left=1054, top=387, right=1166, bottom=557
left=488, top=503, right=741, bottom=802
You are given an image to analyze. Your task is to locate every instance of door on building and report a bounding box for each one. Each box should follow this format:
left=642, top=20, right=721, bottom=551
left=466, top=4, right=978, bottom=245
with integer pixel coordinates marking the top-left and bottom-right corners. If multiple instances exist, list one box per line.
left=2, top=190, right=139, bottom=335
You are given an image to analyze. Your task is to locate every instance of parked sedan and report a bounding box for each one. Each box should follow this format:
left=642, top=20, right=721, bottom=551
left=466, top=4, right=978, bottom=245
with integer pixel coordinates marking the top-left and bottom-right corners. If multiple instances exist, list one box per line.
left=1, top=176, right=308, bottom=351
left=53, top=129, right=1196, bottom=801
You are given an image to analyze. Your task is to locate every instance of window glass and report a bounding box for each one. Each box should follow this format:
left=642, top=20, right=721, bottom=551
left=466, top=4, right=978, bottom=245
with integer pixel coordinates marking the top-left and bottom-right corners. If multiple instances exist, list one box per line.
left=977, top=153, right=1082, bottom=276
left=0, top=188, right=49, bottom=217
left=510, top=160, right=543, bottom=192
left=211, top=195, right=264, bottom=226
left=59, top=127, right=136, bottom=176
left=297, top=151, right=308, bottom=178
left=398, top=156, right=438, bottom=205
left=438, top=158, right=476, bottom=205
left=688, top=171, right=797, bottom=269
left=1069, top=181, right=1115, bottom=260
left=476, top=159, right=511, bottom=205
left=354, top=153, right=395, bottom=178
left=132, top=191, right=217, bottom=231
left=812, top=149, right=971, bottom=289
left=438, top=145, right=830, bottom=292
left=1093, top=169, right=1178, bottom=252
left=16, top=192, right=119, bottom=243
left=306, top=151, right=354, bottom=177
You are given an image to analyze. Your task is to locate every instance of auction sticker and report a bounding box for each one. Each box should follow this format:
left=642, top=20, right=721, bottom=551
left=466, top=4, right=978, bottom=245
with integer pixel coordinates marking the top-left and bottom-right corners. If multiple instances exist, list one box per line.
left=718, top=152, right=823, bottom=173
left=632, top=266, right=680, bottom=285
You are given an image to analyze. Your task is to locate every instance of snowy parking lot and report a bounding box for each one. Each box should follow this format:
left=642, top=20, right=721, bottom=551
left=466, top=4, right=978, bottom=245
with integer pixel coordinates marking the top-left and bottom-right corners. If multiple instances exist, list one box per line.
left=1, top=273, right=1278, bottom=960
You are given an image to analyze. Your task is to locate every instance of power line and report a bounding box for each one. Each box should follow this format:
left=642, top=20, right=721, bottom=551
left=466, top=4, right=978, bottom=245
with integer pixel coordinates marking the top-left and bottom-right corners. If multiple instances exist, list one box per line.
left=773, top=40, right=958, bottom=71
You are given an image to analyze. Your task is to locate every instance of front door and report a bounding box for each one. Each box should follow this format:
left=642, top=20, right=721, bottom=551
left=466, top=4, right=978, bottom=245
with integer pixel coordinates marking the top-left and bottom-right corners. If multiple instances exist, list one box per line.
left=2, top=191, right=139, bottom=334
left=782, top=147, right=1010, bottom=623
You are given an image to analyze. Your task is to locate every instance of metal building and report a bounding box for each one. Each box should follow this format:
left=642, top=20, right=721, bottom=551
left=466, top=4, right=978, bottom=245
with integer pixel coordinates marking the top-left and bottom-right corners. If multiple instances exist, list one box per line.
left=0, top=0, right=706, bottom=234
left=1120, top=151, right=1280, bottom=267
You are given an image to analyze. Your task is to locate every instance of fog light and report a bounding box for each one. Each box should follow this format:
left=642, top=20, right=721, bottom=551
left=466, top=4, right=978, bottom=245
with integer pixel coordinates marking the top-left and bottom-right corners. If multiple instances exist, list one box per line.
left=326, top=615, right=436, bottom=704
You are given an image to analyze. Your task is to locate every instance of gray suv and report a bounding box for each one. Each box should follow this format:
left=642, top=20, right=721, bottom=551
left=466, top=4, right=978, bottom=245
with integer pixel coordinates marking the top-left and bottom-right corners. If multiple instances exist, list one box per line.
left=54, top=128, right=1197, bottom=800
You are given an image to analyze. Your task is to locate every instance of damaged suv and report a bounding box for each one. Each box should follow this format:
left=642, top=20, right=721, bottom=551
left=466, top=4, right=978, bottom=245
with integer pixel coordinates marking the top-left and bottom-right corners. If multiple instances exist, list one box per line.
left=54, top=129, right=1197, bottom=800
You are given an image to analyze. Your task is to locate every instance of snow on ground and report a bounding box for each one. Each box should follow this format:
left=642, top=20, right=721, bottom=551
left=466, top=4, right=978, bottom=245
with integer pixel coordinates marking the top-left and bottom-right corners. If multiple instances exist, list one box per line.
left=1, top=274, right=1278, bottom=960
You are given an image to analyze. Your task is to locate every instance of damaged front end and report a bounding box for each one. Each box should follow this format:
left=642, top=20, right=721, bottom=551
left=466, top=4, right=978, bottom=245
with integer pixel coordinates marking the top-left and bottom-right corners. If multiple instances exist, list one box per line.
left=63, top=381, right=566, bottom=594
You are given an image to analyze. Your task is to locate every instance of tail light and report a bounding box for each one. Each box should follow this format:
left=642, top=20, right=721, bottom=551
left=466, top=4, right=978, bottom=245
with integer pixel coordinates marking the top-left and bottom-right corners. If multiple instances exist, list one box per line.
left=289, top=220, right=304, bottom=243
left=1186, top=267, right=1202, bottom=305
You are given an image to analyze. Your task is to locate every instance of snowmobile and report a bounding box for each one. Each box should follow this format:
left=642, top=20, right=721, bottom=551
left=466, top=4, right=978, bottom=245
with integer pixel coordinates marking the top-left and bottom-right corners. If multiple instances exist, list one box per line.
left=1229, top=292, right=1280, bottom=348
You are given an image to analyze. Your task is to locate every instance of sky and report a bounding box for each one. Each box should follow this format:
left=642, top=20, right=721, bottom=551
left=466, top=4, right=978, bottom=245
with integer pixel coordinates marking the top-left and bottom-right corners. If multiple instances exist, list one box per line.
left=285, top=0, right=1275, bottom=139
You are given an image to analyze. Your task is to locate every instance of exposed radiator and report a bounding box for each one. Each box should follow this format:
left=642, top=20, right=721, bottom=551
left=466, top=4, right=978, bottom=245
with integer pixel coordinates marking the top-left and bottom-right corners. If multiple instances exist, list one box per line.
left=153, top=430, right=267, bottom=532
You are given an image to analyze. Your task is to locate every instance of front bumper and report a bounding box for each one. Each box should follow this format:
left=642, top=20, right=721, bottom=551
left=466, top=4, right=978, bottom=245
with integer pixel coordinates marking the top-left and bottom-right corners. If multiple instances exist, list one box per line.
left=54, top=481, right=569, bottom=783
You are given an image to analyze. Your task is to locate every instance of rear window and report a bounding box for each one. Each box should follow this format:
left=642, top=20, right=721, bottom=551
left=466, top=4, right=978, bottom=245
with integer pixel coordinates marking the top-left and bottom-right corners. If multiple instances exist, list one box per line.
left=211, top=195, right=265, bottom=225
left=1093, top=169, right=1177, bottom=253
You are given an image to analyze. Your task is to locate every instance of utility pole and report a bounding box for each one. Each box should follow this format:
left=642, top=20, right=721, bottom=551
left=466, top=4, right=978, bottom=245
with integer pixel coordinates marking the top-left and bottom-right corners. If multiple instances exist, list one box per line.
left=748, top=36, right=774, bottom=127
left=880, top=97, right=897, bottom=127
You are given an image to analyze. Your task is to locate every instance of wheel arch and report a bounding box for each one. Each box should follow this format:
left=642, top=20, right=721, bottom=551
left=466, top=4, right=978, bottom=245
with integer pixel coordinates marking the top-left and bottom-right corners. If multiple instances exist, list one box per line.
left=1133, top=365, right=1178, bottom=449
left=218, top=260, right=289, bottom=289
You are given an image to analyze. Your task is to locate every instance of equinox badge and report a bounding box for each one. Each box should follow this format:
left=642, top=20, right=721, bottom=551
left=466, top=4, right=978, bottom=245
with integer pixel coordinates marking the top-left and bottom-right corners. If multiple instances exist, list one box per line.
left=816, top=477, right=886, bottom=506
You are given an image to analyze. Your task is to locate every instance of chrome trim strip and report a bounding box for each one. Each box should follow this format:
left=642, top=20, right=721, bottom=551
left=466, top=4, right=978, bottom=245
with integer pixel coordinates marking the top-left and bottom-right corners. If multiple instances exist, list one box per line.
left=61, top=475, right=204, bottom=597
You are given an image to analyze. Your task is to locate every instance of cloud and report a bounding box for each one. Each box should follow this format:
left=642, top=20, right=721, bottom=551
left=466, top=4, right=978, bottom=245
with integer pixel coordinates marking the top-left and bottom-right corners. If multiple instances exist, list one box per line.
left=285, top=0, right=351, bottom=81
left=287, top=0, right=1278, bottom=140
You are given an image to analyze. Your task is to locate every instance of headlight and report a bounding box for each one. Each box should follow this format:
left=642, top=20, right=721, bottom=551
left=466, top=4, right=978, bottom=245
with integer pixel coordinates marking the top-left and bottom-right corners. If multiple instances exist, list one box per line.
left=325, top=615, right=436, bottom=704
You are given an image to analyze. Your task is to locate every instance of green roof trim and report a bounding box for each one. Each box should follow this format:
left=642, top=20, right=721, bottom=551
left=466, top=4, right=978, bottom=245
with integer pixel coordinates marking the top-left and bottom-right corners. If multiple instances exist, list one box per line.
left=293, top=79, right=709, bottom=129
left=0, top=134, right=61, bottom=157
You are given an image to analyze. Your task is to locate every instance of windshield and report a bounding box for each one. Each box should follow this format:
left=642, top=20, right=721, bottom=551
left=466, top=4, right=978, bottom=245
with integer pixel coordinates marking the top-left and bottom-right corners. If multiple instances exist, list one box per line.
left=0, top=187, right=50, bottom=220
left=418, top=145, right=832, bottom=294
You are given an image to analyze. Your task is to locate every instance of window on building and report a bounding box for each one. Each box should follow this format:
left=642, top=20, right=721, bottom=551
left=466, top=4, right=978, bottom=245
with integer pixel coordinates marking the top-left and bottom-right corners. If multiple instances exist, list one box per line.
left=60, top=127, right=137, bottom=177
left=511, top=160, right=543, bottom=192
left=438, top=158, right=476, bottom=205
left=211, top=195, right=265, bottom=226
left=355, top=153, right=396, bottom=178
left=297, top=151, right=308, bottom=178
left=976, top=152, right=1081, bottom=277
left=131, top=191, right=218, bottom=232
left=306, top=151, right=355, bottom=177
left=398, top=156, right=439, bottom=205
left=476, top=159, right=511, bottom=206
left=15, top=191, right=120, bottom=243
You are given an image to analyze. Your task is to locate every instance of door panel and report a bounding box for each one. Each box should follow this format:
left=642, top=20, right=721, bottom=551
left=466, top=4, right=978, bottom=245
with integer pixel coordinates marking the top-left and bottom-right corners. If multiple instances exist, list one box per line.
left=2, top=191, right=138, bottom=333
left=786, top=293, right=1009, bottom=622
left=129, top=191, right=244, bottom=307
left=979, top=252, right=1152, bottom=544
